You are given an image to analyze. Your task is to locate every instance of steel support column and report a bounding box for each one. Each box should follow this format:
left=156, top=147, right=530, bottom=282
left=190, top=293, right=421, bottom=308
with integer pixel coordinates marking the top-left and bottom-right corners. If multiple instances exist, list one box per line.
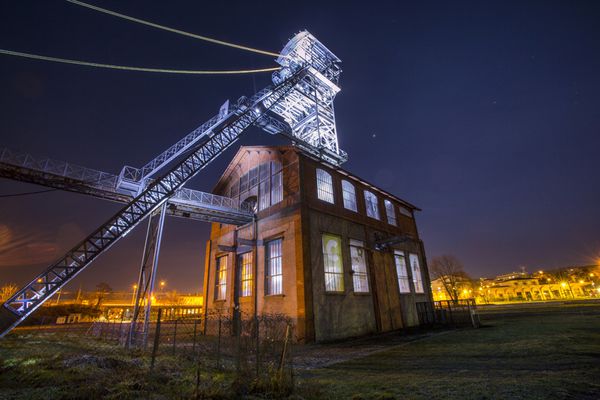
left=127, top=202, right=167, bottom=348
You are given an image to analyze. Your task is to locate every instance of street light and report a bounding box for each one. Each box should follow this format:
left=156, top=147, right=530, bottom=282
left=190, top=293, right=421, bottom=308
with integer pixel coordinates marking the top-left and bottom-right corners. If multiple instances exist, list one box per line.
left=131, top=284, right=138, bottom=306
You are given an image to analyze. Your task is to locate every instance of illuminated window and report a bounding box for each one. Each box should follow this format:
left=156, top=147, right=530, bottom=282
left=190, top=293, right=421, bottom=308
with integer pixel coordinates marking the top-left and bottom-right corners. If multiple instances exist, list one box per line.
left=384, top=200, right=397, bottom=226
left=342, top=180, right=357, bottom=212
left=215, top=256, right=227, bottom=300
left=239, top=252, right=253, bottom=297
left=316, top=169, right=334, bottom=203
left=266, top=239, right=283, bottom=295
left=409, top=253, right=424, bottom=293
left=364, top=191, right=380, bottom=220
left=271, top=161, right=283, bottom=205
left=322, top=233, right=344, bottom=292
left=350, top=239, right=368, bottom=293
left=394, top=251, right=411, bottom=293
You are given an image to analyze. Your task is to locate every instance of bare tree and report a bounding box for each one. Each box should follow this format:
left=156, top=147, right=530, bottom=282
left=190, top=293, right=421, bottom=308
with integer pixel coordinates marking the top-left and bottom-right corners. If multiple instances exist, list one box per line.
left=94, top=282, right=113, bottom=307
left=430, top=255, right=470, bottom=302
left=0, top=283, right=18, bottom=302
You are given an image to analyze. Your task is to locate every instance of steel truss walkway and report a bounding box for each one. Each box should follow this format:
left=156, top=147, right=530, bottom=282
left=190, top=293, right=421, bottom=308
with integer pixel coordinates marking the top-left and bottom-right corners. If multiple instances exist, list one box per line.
left=0, top=31, right=346, bottom=338
left=0, top=148, right=253, bottom=225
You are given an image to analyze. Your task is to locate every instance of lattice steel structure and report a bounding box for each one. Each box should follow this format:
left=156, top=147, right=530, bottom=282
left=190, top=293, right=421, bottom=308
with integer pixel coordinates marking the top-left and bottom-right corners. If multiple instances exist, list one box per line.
left=0, top=31, right=346, bottom=337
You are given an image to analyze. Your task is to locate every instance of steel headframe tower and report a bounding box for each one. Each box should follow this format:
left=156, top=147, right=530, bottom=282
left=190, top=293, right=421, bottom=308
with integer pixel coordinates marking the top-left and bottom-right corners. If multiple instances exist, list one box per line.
left=0, top=30, right=346, bottom=338
left=263, top=31, right=347, bottom=166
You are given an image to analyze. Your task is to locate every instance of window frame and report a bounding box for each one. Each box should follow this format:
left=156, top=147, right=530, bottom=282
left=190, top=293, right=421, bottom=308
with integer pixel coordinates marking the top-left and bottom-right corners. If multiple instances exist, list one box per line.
left=322, top=233, right=344, bottom=292
left=316, top=168, right=335, bottom=204
left=349, top=239, right=369, bottom=293
left=394, top=251, right=411, bottom=294
left=239, top=252, right=253, bottom=297
left=215, top=255, right=228, bottom=301
left=265, top=238, right=283, bottom=295
left=384, top=199, right=397, bottom=226
left=409, top=253, right=424, bottom=293
left=364, top=190, right=380, bottom=220
left=270, top=161, right=283, bottom=205
left=341, top=180, right=358, bottom=212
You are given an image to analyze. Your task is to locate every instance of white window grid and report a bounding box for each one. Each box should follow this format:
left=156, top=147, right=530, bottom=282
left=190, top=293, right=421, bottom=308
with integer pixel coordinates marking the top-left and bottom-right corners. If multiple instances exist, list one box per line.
left=322, top=234, right=344, bottom=292
left=266, top=239, right=283, bottom=295
left=349, top=239, right=369, bottom=293
left=385, top=199, right=397, bottom=226
left=364, top=190, right=380, bottom=220
left=316, top=168, right=334, bottom=203
left=240, top=252, right=253, bottom=297
left=342, top=180, right=357, bottom=211
left=394, top=251, right=411, bottom=293
left=410, top=253, right=424, bottom=293
left=215, top=256, right=228, bottom=300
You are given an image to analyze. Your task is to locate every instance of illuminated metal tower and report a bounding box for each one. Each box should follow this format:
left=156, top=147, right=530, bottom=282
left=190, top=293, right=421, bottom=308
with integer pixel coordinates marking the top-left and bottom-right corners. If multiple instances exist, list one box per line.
left=0, top=31, right=347, bottom=338
left=261, top=31, right=347, bottom=165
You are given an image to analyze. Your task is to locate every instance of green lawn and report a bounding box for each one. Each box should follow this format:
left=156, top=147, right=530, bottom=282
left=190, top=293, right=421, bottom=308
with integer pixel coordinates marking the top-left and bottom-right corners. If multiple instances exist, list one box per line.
left=1, top=307, right=599, bottom=399
left=301, top=310, right=600, bottom=400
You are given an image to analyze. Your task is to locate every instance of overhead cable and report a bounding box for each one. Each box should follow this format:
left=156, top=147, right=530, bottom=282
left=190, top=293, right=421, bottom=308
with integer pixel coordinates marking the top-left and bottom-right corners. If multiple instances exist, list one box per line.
left=0, top=49, right=281, bottom=75
left=66, top=0, right=283, bottom=58
left=0, top=188, right=57, bottom=198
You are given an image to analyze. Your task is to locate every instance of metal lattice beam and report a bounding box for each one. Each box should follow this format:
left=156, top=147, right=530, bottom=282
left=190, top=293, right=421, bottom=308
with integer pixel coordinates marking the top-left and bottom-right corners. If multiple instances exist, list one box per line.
left=0, top=68, right=307, bottom=337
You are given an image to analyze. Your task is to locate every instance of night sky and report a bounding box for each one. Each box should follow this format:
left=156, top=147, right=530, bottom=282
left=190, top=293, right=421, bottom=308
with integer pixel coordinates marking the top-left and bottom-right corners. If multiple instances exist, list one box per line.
left=1, top=1, right=599, bottom=293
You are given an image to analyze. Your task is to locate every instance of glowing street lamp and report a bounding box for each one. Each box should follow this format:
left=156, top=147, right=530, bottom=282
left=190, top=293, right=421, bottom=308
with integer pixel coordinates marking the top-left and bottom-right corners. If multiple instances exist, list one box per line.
left=131, top=284, right=138, bottom=306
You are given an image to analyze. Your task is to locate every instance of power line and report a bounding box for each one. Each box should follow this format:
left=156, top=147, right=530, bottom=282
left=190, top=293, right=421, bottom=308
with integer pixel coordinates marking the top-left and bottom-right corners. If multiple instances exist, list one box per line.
left=0, top=49, right=281, bottom=75
left=66, top=0, right=284, bottom=58
left=0, top=189, right=57, bottom=198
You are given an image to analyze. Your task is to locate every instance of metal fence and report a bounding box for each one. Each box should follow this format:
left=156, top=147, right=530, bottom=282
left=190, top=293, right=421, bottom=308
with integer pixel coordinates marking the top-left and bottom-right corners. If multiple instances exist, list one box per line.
left=416, top=299, right=480, bottom=328
left=84, top=309, right=295, bottom=380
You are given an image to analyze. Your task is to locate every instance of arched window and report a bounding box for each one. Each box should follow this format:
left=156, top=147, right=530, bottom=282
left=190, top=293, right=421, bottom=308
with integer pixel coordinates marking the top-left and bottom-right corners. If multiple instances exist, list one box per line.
left=316, top=168, right=334, bottom=203
left=341, top=180, right=357, bottom=211
left=384, top=199, right=396, bottom=226
left=364, top=191, right=380, bottom=220
left=241, top=195, right=258, bottom=213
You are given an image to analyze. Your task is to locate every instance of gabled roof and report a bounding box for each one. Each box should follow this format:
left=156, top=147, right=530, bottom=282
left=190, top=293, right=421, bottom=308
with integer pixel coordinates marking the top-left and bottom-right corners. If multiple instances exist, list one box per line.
left=212, top=145, right=295, bottom=193
left=212, top=145, right=421, bottom=211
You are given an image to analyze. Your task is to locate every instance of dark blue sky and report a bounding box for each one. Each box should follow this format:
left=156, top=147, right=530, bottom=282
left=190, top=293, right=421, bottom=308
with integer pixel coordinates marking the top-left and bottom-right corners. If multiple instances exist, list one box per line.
left=1, top=0, right=599, bottom=292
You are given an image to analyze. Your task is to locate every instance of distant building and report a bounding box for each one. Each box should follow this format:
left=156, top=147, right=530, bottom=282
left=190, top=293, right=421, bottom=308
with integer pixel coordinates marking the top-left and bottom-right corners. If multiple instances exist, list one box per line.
left=432, top=266, right=599, bottom=303
left=202, top=146, right=433, bottom=342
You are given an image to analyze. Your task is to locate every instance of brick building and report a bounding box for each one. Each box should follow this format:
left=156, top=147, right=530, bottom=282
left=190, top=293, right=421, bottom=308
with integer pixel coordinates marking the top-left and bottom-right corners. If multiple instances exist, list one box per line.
left=202, top=145, right=433, bottom=342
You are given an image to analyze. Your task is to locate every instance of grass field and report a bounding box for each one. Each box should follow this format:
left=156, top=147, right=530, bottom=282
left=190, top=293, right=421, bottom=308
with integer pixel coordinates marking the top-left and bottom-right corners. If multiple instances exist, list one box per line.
left=301, top=307, right=600, bottom=399
left=1, top=305, right=599, bottom=399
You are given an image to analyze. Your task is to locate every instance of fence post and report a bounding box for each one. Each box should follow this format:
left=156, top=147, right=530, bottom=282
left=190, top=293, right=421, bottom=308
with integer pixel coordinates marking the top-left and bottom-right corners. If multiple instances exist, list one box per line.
left=172, top=319, right=178, bottom=354
left=235, top=316, right=241, bottom=373
left=255, top=316, right=260, bottom=378
left=216, top=317, right=221, bottom=369
left=278, top=324, right=291, bottom=378
left=150, top=308, right=163, bottom=370
left=289, top=325, right=294, bottom=388
left=192, top=319, right=198, bottom=353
